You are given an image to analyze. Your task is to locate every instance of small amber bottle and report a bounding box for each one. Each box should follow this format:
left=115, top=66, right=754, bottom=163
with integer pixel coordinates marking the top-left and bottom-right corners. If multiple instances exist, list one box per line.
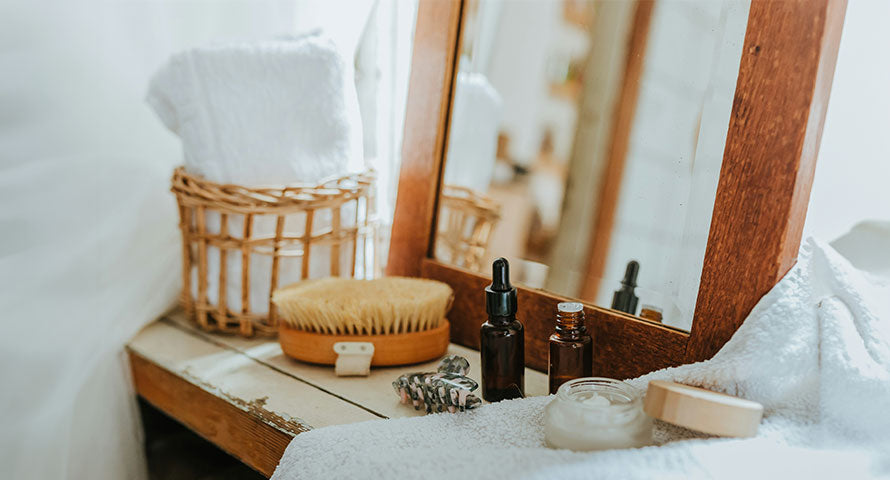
left=548, top=302, right=593, bottom=394
left=480, top=258, right=525, bottom=402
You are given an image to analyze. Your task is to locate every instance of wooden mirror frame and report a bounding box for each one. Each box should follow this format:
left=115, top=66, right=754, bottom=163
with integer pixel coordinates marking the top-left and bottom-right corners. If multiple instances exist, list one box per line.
left=387, top=0, right=847, bottom=379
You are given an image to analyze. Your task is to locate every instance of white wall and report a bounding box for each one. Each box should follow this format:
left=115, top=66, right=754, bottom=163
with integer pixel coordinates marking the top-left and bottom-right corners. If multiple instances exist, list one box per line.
left=802, top=0, right=890, bottom=243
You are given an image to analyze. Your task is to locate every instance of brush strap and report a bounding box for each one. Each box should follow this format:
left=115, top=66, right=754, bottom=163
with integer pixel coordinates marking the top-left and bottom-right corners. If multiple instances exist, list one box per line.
left=333, top=342, right=375, bottom=376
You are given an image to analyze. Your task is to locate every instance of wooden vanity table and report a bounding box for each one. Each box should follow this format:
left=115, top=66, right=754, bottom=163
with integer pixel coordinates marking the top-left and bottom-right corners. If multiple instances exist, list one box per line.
left=130, top=0, right=847, bottom=477
left=128, top=310, right=547, bottom=477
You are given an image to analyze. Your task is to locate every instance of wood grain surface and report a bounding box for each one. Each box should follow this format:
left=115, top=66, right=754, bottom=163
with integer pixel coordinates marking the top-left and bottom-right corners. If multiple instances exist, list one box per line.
left=130, top=352, right=296, bottom=478
left=686, top=0, right=847, bottom=362
left=128, top=318, right=382, bottom=477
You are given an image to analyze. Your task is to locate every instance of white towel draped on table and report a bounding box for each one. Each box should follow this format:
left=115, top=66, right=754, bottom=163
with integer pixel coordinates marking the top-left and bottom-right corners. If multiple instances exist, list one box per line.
left=272, top=228, right=890, bottom=479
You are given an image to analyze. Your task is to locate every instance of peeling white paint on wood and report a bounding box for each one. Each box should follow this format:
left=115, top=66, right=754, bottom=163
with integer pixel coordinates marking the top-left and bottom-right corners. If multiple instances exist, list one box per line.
left=128, top=309, right=548, bottom=439
left=163, top=310, right=549, bottom=420
left=128, top=318, right=378, bottom=432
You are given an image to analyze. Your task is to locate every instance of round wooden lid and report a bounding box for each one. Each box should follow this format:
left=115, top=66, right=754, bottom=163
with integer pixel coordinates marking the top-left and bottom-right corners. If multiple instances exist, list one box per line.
left=643, top=380, right=764, bottom=437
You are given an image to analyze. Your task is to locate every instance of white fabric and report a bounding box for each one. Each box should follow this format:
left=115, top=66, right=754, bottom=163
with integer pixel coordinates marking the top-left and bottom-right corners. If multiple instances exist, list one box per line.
left=0, top=157, right=181, bottom=480
left=353, top=0, right=419, bottom=272
left=146, top=34, right=364, bottom=185
left=272, top=235, right=890, bottom=479
left=291, top=0, right=375, bottom=59
left=0, top=1, right=374, bottom=478
left=148, top=35, right=370, bottom=312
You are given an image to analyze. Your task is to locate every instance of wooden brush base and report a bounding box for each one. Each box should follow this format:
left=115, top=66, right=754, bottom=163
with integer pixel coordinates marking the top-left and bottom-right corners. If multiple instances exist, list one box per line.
left=279, top=321, right=450, bottom=367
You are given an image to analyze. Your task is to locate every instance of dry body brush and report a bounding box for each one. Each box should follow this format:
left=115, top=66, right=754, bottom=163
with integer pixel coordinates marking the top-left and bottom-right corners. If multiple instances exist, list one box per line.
left=272, top=277, right=453, bottom=335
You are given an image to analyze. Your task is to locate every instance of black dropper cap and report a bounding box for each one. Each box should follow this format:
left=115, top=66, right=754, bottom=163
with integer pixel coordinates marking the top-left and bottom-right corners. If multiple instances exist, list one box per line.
left=485, top=257, right=517, bottom=317
left=611, top=260, right=639, bottom=315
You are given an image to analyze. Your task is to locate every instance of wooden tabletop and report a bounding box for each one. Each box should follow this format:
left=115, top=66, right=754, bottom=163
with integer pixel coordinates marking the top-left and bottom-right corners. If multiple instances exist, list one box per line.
left=127, top=310, right=548, bottom=477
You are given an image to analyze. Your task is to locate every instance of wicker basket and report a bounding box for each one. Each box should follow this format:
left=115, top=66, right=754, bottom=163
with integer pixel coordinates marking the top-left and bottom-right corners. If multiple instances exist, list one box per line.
left=435, top=185, right=501, bottom=272
left=171, top=167, right=376, bottom=336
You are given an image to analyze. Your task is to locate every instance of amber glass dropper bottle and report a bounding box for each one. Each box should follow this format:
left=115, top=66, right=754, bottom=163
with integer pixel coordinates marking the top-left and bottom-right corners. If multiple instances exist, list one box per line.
left=480, top=257, right=525, bottom=402
left=548, top=302, right=593, bottom=394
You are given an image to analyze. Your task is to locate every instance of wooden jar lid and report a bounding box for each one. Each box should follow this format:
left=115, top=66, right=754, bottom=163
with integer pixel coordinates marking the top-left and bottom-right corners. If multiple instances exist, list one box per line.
left=643, top=380, right=764, bottom=437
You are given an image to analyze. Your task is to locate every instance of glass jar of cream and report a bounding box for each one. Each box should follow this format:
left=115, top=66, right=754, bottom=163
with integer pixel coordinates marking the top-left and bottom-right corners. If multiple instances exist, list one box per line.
left=544, top=377, right=652, bottom=451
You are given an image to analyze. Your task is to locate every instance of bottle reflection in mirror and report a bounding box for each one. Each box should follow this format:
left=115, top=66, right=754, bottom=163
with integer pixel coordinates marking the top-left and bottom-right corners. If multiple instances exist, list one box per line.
left=611, top=260, right=639, bottom=315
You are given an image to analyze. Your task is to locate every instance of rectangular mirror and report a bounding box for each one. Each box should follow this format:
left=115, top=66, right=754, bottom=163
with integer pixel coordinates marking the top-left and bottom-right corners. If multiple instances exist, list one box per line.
left=434, top=0, right=750, bottom=330
left=389, top=0, right=843, bottom=376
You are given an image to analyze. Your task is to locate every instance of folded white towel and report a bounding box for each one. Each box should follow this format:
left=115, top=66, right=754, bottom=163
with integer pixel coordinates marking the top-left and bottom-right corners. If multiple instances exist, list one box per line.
left=271, top=234, right=890, bottom=479
left=148, top=34, right=368, bottom=313
left=147, top=33, right=363, bottom=184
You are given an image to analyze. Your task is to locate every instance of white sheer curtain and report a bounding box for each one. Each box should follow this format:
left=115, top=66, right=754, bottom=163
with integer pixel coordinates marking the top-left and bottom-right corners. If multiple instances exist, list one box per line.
left=355, top=0, right=419, bottom=271
left=0, top=1, right=400, bottom=478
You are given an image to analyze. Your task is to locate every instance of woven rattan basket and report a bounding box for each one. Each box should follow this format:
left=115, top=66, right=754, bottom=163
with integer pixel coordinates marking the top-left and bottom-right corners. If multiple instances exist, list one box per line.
left=171, top=167, right=376, bottom=336
left=435, top=185, right=501, bottom=272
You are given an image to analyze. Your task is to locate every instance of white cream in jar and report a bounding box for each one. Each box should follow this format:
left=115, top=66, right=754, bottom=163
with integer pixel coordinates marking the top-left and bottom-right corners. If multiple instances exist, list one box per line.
left=544, top=377, right=652, bottom=451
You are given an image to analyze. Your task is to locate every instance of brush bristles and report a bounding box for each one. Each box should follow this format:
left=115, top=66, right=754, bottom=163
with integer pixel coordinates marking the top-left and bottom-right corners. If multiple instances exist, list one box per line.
left=272, top=277, right=454, bottom=335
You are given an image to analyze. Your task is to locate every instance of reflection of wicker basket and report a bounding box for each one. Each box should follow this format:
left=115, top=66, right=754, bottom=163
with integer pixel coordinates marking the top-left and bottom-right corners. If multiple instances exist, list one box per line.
left=435, top=185, right=501, bottom=272
left=171, top=167, right=375, bottom=336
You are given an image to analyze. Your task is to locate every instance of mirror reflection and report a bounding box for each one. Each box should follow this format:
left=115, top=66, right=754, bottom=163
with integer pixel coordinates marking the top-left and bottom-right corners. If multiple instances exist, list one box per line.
left=435, top=0, right=750, bottom=330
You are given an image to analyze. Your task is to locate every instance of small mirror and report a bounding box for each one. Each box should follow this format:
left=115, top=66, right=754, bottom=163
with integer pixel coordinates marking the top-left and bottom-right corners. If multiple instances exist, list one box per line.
left=434, top=0, right=750, bottom=330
